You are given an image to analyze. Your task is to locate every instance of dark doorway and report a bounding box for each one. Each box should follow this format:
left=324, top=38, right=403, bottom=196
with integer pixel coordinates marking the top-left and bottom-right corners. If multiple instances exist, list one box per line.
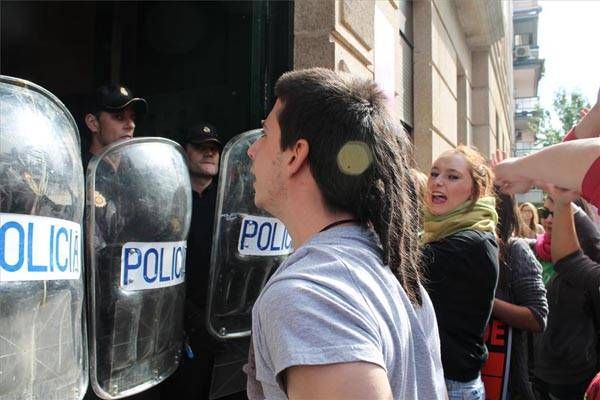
left=1, top=1, right=292, bottom=150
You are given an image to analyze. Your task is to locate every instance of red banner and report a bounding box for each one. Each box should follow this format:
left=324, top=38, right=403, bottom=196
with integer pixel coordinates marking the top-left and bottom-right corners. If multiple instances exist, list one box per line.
left=482, top=318, right=512, bottom=400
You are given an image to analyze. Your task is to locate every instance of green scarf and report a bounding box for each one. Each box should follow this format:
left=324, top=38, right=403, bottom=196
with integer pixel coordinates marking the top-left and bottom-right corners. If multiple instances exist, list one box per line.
left=421, top=196, right=498, bottom=244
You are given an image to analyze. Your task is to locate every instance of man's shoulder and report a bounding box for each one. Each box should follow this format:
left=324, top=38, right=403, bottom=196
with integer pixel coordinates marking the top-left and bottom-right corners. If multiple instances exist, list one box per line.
left=274, top=243, right=348, bottom=278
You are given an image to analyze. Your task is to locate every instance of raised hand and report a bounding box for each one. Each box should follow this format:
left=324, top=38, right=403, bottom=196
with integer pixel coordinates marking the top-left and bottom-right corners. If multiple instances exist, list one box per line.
left=493, top=156, right=534, bottom=194
left=539, top=182, right=580, bottom=206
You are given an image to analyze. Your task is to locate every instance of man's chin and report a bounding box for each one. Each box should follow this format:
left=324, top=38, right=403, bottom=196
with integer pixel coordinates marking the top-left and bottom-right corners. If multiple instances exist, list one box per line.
left=190, top=168, right=218, bottom=178
left=253, top=196, right=267, bottom=212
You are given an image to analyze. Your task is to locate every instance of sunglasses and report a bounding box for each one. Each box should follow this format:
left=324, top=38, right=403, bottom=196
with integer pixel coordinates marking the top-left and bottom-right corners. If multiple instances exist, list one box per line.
left=538, top=207, right=554, bottom=219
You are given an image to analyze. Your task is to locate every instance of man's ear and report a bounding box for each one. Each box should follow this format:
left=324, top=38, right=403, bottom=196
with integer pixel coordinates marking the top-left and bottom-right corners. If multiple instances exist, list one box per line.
left=287, top=139, right=309, bottom=176
left=84, top=113, right=99, bottom=133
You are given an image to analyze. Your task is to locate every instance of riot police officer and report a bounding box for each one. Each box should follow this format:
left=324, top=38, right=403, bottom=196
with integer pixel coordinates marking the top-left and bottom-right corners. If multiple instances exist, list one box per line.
left=82, top=84, right=147, bottom=171
left=82, top=86, right=163, bottom=400
left=162, top=123, right=250, bottom=399
left=181, top=123, right=222, bottom=344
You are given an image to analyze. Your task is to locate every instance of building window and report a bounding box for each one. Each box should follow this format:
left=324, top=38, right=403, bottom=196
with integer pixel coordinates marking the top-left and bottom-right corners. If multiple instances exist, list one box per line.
left=398, top=0, right=413, bottom=129
left=514, top=33, right=532, bottom=47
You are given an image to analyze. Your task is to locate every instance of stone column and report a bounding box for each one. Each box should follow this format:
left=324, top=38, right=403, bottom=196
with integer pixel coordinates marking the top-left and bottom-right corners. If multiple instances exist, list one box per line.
left=471, top=50, right=492, bottom=157
left=293, top=0, right=374, bottom=78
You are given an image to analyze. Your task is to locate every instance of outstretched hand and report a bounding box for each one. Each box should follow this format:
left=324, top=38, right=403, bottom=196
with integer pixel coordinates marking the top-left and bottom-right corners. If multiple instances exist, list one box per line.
left=492, top=150, right=535, bottom=194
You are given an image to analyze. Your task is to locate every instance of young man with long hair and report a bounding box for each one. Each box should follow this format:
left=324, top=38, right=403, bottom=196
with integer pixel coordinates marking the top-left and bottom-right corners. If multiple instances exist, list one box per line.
left=244, top=68, right=446, bottom=399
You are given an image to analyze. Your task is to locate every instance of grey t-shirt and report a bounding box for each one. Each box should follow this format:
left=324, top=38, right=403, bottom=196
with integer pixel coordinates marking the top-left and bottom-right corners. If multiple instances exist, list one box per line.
left=247, top=225, right=446, bottom=399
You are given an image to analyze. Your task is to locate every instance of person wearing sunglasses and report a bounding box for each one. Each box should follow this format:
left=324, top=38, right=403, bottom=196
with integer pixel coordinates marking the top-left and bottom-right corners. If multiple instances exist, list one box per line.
left=537, top=207, right=553, bottom=220
left=531, top=188, right=600, bottom=400
left=525, top=202, right=556, bottom=285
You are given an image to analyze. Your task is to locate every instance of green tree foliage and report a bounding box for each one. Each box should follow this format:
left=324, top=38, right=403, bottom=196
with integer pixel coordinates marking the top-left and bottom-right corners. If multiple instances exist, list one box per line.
left=532, top=89, right=590, bottom=147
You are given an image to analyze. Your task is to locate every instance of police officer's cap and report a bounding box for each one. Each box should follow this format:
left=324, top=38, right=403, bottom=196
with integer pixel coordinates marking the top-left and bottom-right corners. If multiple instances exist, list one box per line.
left=93, top=84, right=148, bottom=118
left=185, top=123, right=222, bottom=149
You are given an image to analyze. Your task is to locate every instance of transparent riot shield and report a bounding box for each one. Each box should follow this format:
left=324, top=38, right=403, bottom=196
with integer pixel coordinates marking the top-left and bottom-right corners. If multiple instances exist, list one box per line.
left=0, top=76, right=87, bottom=400
left=206, top=129, right=292, bottom=398
left=86, top=138, right=192, bottom=399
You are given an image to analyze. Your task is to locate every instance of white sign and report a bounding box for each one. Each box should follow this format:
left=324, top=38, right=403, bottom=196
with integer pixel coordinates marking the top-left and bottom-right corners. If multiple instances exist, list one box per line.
left=237, top=215, right=292, bottom=256
left=121, top=241, right=186, bottom=291
left=0, top=213, right=81, bottom=281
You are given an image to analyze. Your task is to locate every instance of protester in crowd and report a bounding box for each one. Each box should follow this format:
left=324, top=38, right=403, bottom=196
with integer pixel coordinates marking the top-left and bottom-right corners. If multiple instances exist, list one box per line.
left=493, top=188, right=548, bottom=400
left=421, top=145, right=499, bottom=399
left=531, top=186, right=600, bottom=400
left=518, top=202, right=545, bottom=239
left=529, top=203, right=556, bottom=285
left=244, top=68, right=446, bottom=399
left=494, top=100, right=600, bottom=209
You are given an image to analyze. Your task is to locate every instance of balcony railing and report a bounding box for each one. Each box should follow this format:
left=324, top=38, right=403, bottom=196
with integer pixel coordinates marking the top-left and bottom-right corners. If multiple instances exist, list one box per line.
left=512, top=144, right=542, bottom=157
left=515, top=97, right=539, bottom=114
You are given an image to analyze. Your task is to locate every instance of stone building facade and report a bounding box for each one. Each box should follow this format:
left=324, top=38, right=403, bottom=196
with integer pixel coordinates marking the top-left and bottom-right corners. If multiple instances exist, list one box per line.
left=292, top=0, right=514, bottom=171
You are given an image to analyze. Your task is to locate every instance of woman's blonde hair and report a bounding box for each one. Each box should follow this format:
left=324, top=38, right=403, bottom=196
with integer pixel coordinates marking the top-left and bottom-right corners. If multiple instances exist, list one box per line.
left=517, top=202, right=540, bottom=238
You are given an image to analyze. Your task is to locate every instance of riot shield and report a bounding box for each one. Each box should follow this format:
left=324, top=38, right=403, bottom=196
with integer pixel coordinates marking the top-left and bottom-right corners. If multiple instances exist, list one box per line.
left=86, top=138, right=191, bottom=399
left=206, top=129, right=292, bottom=397
left=0, top=76, right=87, bottom=400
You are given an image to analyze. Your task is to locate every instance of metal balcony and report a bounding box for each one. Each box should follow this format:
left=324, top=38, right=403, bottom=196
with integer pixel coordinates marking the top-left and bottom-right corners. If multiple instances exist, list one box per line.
left=515, top=97, right=538, bottom=113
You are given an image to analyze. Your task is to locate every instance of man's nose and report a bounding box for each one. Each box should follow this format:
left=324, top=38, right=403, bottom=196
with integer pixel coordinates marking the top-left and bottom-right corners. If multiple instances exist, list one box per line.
left=124, top=117, right=135, bottom=129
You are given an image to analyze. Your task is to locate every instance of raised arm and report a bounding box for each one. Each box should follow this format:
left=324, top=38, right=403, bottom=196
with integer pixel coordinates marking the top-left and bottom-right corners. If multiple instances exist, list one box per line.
left=548, top=185, right=600, bottom=290
left=564, top=102, right=600, bottom=140
left=550, top=189, right=581, bottom=261
left=494, top=138, right=600, bottom=202
left=493, top=99, right=600, bottom=201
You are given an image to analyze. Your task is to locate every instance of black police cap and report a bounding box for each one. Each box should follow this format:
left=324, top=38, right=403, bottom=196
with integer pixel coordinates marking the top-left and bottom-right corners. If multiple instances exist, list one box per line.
left=93, top=84, right=148, bottom=118
left=185, top=123, right=222, bottom=148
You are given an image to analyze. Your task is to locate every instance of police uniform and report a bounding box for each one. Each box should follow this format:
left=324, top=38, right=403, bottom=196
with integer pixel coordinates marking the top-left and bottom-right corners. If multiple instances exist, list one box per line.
left=161, top=124, right=247, bottom=400
left=82, top=85, right=161, bottom=400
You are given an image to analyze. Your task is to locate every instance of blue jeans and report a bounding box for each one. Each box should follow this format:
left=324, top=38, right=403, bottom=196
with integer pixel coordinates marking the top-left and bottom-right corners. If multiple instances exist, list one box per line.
left=445, top=375, right=485, bottom=400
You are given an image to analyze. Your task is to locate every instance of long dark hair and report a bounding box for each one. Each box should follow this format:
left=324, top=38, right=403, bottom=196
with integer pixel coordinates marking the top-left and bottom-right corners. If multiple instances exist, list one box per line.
left=494, top=186, right=523, bottom=289
left=274, top=68, right=423, bottom=305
